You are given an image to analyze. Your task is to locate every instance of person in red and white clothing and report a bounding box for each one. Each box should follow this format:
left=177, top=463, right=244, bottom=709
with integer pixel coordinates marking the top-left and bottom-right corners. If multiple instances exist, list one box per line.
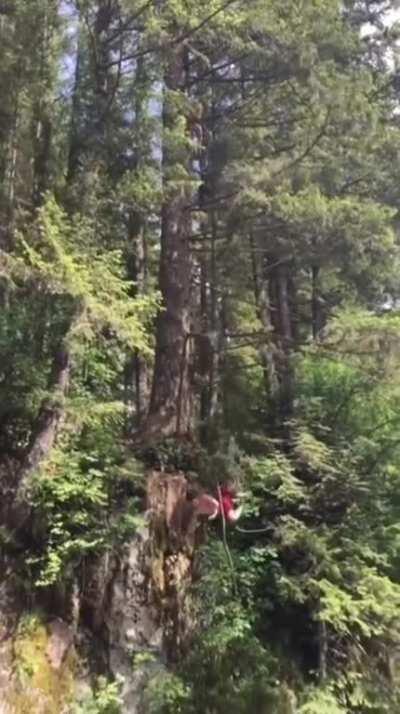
left=192, top=482, right=242, bottom=524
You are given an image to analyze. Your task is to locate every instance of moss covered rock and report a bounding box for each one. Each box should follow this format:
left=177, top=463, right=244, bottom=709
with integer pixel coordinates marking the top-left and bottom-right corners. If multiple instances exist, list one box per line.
left=6, top=614, right=75, bottom=714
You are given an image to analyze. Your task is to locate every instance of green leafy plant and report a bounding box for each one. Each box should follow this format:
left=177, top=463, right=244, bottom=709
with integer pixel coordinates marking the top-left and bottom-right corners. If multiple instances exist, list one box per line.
left=74, top=676, right=123, bottom=714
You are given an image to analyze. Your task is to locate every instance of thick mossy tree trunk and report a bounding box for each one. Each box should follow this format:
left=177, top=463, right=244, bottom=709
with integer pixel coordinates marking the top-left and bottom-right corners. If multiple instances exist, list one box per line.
left=81, top=471, right=201, bottom=712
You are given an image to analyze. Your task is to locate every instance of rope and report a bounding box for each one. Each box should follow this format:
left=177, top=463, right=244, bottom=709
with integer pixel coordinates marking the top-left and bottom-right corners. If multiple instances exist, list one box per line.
left=217, top=484, right=237, bottom=594
left=235, top=525, right=270, bottom=534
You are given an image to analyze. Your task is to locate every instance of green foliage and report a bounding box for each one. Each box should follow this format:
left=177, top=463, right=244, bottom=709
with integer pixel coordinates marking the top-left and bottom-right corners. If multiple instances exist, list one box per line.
left=0, top=194, right=158, bottom=458
left=299, top=687, right=345, bottom=714
left=28, top=449, right=109, bottom=586
left=19, top=197, right=158, bottom=352
left=74, top=676, right=123, bottom=714
left=184, top=308, right=400, bottom=712
left=315, top=572, right=400, bottom=638
left=152, top=541, right=281, bottom=714
left=144, top=672, right=191, bottom=714
left=26, top=420, right=144, bottom=587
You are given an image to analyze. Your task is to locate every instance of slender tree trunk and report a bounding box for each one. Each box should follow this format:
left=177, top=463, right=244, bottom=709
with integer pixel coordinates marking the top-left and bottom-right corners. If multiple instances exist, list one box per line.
left=318, top=618, right=328, bottom=682
left=124, top=54, right=151, bottom=427
left=32, top=110, right=52, bottom=207
left=126, top=212, right=150, bottom=426
left=92, top=0, right=116, bottom=155
left=199, top=249, right=210, bottom=440
left=208, top=206, right=221, bottom=429
left=197, top=212, right=220, bottom=445
left=66, top=36, right=83, bottom=186
left=311, top=264, right=322, bottom=340
left=16, top=344, right=71, bottom=500
left=32, top=2, right=55, bottom=207
left=277, top=265, right=294, bottom=419
left=0, top=5, right=21, bottom=242
left=15, top=294, right=85, bottom=502
left=269, top=263, right=294, bottom=421
left=249, top=233, right=278, bottom=400
left=134, top=228, right=150, bottom=423
left=4, top=96, right=19, bottom=240
left=198, top=112, right=220, bottom=444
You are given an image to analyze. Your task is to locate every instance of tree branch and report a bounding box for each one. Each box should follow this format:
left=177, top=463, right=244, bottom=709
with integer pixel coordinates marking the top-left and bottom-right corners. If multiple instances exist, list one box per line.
left=16, top=345, right=71, bottom=500
left=100, top=0, right=243, bottom=69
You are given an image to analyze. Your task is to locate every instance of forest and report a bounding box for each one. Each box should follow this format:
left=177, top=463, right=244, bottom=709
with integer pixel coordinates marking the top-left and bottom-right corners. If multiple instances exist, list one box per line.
left=1, top=0, right=400, bottom=712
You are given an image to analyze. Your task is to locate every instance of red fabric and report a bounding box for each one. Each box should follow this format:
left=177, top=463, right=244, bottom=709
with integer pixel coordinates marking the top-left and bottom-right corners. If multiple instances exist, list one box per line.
left=220, top=488, right=235, bottom=522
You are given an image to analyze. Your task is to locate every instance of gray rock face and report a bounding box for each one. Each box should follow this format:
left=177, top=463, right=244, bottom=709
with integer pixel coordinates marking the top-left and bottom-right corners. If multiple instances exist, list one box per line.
left=46, top=619, right=74, bottom=670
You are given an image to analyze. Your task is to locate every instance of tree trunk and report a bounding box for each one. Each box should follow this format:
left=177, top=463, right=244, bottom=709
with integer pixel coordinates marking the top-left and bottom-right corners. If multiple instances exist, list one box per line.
left=270, top=263, right=294, bottom=421
left=198, top=116, right=220, bottom=445
left=32, top=1, right=55, bottom=208
left=318, top=618, right=328, bottom=682
left=311, top=264, right=322, bottom=341
left=126, top=212, right=151, bottom=426
left=66, top=37, right=83, bottom=186
left=124, top=53, right=151, bottom=428
left=199, top=249, right=211, bottom=441
left=3, top=97, right=19, bottom=243
left=208, top=206, right=221, bottom=432
left=144, top=43, right=194, bottom=439
left=83, top=471, right=201, bottom=712
left=16, top=344, right=70, bottom=500
left=67, top=2, right=115, bottom=187
left=249, top=233, right=279, bottom=400
left=32, top=107, right=52, bottom=207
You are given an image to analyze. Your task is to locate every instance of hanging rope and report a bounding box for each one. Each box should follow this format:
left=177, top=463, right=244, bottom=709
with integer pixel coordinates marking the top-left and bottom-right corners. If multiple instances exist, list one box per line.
left=214, top=480, right=270, bottom=594
left=217, top=483, right=237, bottom=594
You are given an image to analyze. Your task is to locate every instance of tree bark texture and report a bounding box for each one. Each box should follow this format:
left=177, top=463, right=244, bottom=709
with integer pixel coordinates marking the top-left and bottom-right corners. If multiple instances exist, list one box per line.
left=16, top=345, right=70, bottom=500
left=249, top=233, right=279, bottom=400
left=125, top=53, right=151, bottom=427
left=145, top=43, right=194, bottom=438
left=81, top=471, right=201, bottom=712
left=269, top=263, right=295, bottom=420
left=32, top=2, right=56, bottom=207
left=311, top=264, right=323, bottom=340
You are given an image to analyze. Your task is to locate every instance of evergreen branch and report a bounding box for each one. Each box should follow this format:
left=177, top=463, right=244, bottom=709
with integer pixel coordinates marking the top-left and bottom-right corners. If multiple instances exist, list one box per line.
left=101, top=0, right=244, bottom=68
